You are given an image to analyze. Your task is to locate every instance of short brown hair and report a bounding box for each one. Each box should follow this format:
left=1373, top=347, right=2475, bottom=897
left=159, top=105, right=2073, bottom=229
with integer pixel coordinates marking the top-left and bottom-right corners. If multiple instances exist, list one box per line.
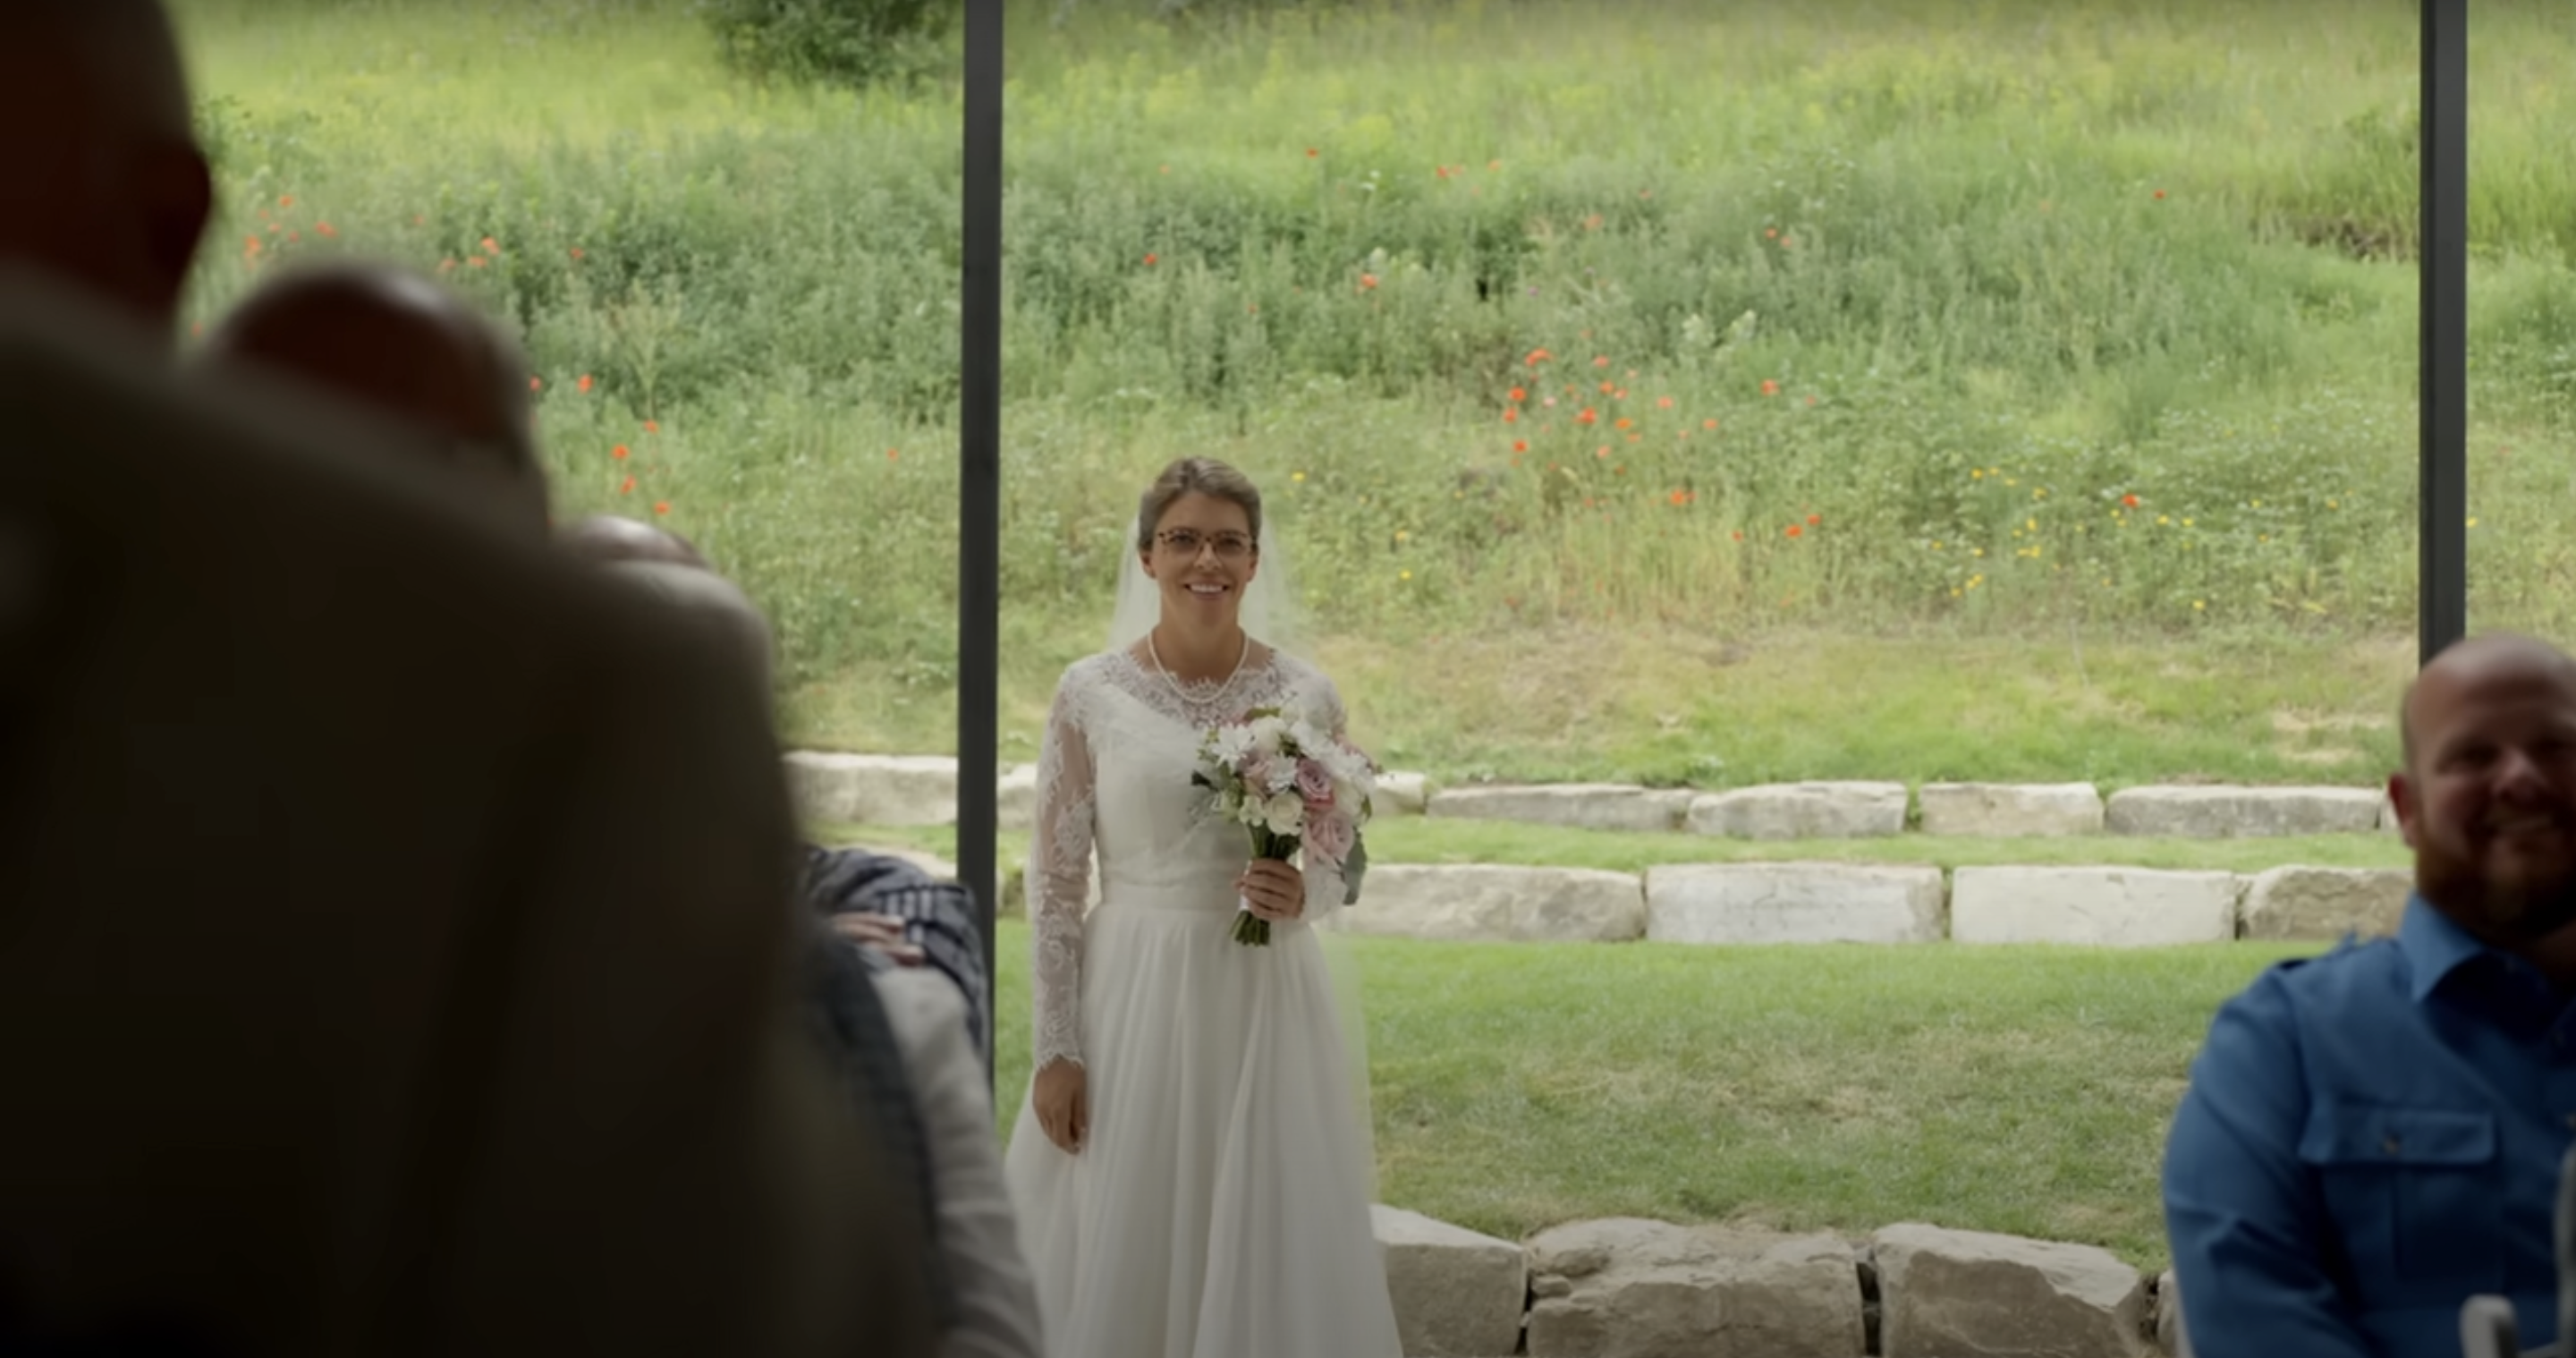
left=1137, top=456, right=1262, bottom=550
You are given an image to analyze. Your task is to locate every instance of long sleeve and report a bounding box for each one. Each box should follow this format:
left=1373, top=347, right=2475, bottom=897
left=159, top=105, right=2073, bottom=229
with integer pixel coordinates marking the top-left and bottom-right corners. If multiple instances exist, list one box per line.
left=874, top=970, right=1046, bottom=1358
left=2161, top=975, right=2377, bottom=1358
left=1029, top=673, right=1097, bottom=1072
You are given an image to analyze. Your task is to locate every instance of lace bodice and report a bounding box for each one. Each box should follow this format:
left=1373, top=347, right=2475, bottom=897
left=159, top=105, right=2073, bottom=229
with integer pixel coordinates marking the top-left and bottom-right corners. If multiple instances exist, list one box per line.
left=1026, top=647, right=1351, bottom=1071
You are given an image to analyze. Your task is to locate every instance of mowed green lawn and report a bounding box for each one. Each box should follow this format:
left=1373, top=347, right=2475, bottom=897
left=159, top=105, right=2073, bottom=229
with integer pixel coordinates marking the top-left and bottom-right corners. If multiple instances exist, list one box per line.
left=985, top=919, right=2319, bottom=1270
left=823, top=815, right=2377, bottom=1269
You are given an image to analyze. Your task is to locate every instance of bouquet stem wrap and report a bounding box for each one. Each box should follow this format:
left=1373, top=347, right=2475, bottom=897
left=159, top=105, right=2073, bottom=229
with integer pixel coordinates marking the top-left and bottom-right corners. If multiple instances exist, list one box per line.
left=1233, top=827, right=1300, bottom=946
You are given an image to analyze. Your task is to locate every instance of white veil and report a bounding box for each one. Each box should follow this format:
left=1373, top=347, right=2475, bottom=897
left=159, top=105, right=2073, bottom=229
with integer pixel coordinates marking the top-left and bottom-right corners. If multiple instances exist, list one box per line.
left=1106, top=515, right=1303, bottom=657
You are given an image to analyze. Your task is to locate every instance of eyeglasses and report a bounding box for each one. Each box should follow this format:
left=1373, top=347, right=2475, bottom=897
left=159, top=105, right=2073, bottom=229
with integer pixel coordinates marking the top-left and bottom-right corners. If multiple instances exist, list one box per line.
left=1157, top=528, right=1255, bottom=561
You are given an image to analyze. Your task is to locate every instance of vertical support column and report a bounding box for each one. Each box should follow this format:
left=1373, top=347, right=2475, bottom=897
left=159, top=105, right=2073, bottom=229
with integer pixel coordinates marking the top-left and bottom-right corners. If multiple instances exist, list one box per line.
left=958, top=0, right=1005, bottom=1075
left=2419, top=0, right=2468, bottom=664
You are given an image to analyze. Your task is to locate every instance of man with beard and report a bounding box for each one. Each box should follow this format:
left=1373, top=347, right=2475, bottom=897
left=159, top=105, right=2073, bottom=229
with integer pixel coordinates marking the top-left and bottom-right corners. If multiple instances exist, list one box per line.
left=2165, top=632, right=2576, bottom=1357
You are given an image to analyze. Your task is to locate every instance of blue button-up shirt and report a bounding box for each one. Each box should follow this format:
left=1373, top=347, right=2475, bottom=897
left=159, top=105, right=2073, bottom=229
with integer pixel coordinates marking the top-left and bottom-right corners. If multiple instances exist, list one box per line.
left=2164, top=897, right=2576, bottom=1356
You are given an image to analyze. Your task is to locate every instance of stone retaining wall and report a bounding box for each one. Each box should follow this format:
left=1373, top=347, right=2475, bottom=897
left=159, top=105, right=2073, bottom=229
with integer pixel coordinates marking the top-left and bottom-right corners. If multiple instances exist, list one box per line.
left=958, top=856, right=2404, bottom=940
left=787, top=751, right=2398, bottom=843
left=1375, top=1206, right=2176, bottom=1358
left=1325, top=861, right=2408, bottom=946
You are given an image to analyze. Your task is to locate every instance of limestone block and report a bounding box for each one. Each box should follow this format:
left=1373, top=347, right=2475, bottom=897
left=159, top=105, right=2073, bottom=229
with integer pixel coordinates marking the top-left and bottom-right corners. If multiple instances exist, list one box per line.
left=1918, top=783, right=2103, bottom=837
left=1646, top=863, right=1945, bottom=945
left=1950, top=867, right=2238, bottom=946
left=1686, top=783, right=1910, bottom=840
left=2105, top=785, right=2382, bottom=838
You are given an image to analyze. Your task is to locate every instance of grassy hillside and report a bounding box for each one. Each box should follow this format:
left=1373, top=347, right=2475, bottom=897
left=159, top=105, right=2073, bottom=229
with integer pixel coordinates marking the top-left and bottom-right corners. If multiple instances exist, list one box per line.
left=172, top=0, right=2576, bottom=785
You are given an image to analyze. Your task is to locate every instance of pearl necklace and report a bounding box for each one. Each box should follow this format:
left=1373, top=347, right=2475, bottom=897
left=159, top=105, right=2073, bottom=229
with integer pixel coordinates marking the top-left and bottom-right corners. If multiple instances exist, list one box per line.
left=1148, top=627, right=1251, bottom=711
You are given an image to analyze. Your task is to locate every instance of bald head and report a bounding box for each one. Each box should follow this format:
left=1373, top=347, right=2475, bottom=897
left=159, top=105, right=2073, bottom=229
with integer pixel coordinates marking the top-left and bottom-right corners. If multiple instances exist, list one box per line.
left=2401, top=633, right=2576, bottom=771
left=604, top=560, right=775, bottom=700
left=561, top=515, right=711, bottom=570
left=199, top=262, right=549, bottom=536
left=0, top=0, right=210, bottom=334
left=2391, top=632, right=2576, bottom=946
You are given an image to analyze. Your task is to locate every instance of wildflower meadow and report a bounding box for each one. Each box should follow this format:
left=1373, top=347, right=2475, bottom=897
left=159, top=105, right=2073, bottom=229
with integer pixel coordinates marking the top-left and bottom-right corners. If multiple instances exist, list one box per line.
left=174, top=0, right=2576, bottom=788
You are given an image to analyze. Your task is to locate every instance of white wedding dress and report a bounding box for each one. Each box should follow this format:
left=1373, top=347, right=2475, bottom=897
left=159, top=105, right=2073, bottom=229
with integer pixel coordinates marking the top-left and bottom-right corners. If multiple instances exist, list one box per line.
left=1003, top=646, right=1402, bottom=1358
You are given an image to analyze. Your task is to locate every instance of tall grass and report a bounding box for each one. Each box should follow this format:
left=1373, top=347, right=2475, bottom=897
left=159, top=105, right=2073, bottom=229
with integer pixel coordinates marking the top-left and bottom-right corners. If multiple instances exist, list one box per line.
left=170, top=0, right=2576, bottom=781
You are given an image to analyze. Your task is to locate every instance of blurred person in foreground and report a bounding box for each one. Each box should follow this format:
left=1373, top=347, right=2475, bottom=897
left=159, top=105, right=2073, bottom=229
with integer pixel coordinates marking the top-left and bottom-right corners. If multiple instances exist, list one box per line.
left=561, top=511, right=709, bottom=568
left=0, top=0, right=209, bottom=342
left=601, top=542, right=1041, bottom=1358
left=566, top=516, right=994, bottom=1056
left=194, top=261, right=552, bottom=538
left=0, top=3, right=938, bottom=1353
left=2165, top=632, right=2576, bottom=1356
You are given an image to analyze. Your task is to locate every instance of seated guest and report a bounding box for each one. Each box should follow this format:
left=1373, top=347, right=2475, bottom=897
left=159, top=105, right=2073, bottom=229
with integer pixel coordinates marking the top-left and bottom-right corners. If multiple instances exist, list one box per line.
left=2165, top=632, right=2576, bottom=1356
left=603, top=550, right=1040, bottom=1358
left=194, top=261, right=551, bottom=537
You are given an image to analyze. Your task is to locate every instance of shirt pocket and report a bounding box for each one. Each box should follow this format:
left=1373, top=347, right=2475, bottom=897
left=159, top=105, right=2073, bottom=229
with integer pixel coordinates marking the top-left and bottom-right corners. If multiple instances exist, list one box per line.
left=2298, top=1102, right=2504, bottom=1301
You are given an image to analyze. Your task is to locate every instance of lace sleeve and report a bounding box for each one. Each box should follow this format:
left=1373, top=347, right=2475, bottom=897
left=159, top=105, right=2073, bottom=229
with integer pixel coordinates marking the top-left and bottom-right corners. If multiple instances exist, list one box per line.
left=1028, top=670, right=1097, bottom=1072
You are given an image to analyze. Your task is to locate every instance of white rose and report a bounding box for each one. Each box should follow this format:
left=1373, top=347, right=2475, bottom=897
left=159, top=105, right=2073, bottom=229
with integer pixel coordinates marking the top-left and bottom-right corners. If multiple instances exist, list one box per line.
left=1263, top=790, right=1307, bottom=836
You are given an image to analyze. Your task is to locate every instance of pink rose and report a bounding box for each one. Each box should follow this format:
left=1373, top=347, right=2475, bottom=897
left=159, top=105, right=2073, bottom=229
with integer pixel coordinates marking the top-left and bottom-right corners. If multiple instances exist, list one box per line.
left=1294, top=757, right=1335, bottom=802
left=1304, top=810, right=1356, bottom=868
left=1241, top=754, right=1275, bottom=792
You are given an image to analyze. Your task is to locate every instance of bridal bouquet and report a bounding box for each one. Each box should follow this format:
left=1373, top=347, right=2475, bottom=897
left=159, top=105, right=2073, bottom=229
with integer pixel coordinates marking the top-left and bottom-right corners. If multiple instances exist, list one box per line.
left=1192, top=706, right=1376, bottom=946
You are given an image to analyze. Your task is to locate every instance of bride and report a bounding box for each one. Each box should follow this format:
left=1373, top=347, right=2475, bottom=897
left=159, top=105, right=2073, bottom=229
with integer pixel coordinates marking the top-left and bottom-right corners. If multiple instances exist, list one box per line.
left=1003, top=457, right=1402, bottom=1358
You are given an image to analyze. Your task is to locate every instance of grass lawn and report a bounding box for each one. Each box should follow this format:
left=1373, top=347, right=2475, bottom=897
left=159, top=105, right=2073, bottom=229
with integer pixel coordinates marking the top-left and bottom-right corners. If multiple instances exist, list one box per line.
left=986, top=918, right=2318, bottom=1270
left=825, top=815, right=2383, bottom=1268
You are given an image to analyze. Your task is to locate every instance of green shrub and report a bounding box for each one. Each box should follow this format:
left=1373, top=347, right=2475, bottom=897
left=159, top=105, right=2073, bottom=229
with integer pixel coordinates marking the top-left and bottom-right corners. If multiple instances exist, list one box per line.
left=698, top=0, right=949, bottom=89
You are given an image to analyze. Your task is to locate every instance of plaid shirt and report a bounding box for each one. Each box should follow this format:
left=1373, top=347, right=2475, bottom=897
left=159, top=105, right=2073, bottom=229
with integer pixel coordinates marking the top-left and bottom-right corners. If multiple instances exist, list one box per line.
left=801, top=845, right=990, bottom=1072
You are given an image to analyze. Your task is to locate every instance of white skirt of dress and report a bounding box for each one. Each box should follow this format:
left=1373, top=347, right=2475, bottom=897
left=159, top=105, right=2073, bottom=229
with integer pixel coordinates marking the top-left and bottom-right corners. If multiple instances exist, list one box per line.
left=1003, top=889, right=1402, bottom=1358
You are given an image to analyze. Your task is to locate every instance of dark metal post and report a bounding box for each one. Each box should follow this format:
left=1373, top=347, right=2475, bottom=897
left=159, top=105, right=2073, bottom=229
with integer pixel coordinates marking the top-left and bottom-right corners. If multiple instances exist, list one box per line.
left=2420, top=0, right=2468, bottom=664
left=959, top=0, right=1004, bottom=1076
